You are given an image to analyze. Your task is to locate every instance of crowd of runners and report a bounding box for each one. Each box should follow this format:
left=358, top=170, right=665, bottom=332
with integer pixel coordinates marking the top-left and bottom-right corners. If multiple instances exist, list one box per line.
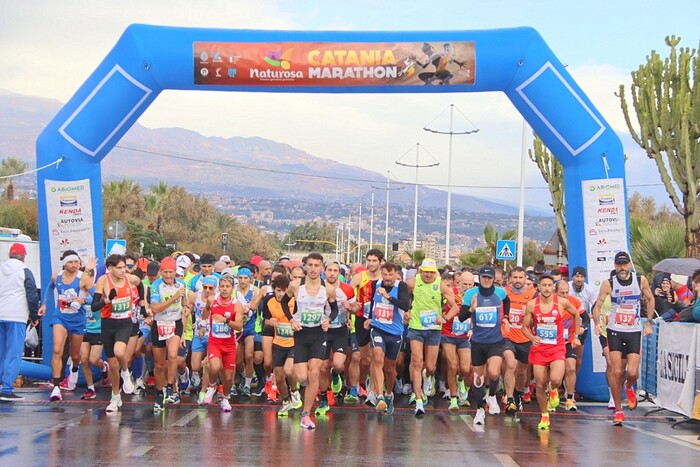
left=33, top=247, right=658, bottom=430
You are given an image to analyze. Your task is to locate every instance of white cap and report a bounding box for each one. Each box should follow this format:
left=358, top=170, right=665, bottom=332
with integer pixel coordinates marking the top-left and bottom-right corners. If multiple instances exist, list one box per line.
left=670, top=274, right=689, bottom=285
left=220, top=255, right=231, bottom=263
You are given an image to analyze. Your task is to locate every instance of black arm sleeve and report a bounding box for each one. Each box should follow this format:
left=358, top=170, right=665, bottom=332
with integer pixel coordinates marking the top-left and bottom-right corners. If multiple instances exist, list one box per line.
left=137, top=282, right=145, bottom=302
left=327, top=300, right=339, bottom=323
left=502, top=295, right=510, bottom=318
left=280, top=293, right=293, bottom=320
left=92, top=293, right=106, bottom=311
left=389, top=282, right=411, bottom=311
left=458, top=303, right=472, bottom=322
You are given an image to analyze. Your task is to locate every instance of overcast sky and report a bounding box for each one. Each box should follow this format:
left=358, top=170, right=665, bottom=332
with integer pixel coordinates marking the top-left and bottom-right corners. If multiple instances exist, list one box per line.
left=1, top=0, right=697, bottom=210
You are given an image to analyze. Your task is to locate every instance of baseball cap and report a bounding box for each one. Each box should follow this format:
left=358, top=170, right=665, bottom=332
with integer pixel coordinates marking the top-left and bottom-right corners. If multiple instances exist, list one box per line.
left=9, top=243, right=27, bottom=255
left=219, top=255, right=231, bottom=263
left=558, top=265, right=569, bottom=276
left=250, top=255, right=263, bottom=266
left=221, top=267, right=236, bottom=277
left=160, top=257, right=176, bottom=271
left=176, top=255, right=192, bottom=269
left=479, top=265, right=495, bottom=278
left=146, top=261, right=160, bottom=276
left=419, top=258, right=438, bottom=272
left=614, top=251, right=631, bottom=264
left=572, top=266, right=587, bottom=277
left=278, top=255, right=290, bottom=262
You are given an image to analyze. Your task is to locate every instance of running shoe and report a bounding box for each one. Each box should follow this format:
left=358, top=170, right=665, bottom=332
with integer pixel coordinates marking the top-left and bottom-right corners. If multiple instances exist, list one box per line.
left=386, top=394, right=395, bottom=415
left=394, top=378, right=403, bottom=395
left=474, top=407, right=486, bottom=425
left=68, top=367, right=79, bottom=389
left=344, top=386, right=360, bottom=403
left=408, top=392, right=416, bottom=405
left=457, top=377, right=468, bottom=401
left=229, top=384, right=238, bottom=397
left=106, top=394, right=122, bottom=413
left=402, top=383, right=413, bottom=395
left=613, top=410, right=625, bottom=426
left=170, top=392, right=181, bottom=405
left=358, top=384, right=367, bottom=398
left=203, top=385, right=217, bottom=405
left=565, top=399, right=578, bottom=412
left=487, top=395, right=501, bottom=415
left=327, top=390, right=336, bottom=407
left=438, top=380, right=447, bottom=396
left=197, top=391, right=206, bottom=405
left=422, top=370, right=435, bottom=398
left=538, top=413, right=550, bottom=430
left=278, top=399, right=294, bottom=417
left=221, top=398, right=232, bottom=412
left=121, top=370, right=135, bottom=395
left=264, top=379, right=273, bottom=395
left=267, top=387, right=280, bottom=403
left=164, top=387, right=176, bottom=403
left=547, top=388, right=559, bottom=412
left=315, top=400, right=330, bottom=416
left=443, top=389, right=452, bottom=400
left=145, top=376, right=156, bottom=388
left=414, top=399, right=425, bottom=416
left=179, top=368, right=191, bottom=392
left=251, top=383, right=265, bottom=397
left=191, top=371, right=201, bottom=389
left=153, top=392, right=165, bottom=413
left=331, top=371, right=343, bottom=394
left=624, top=383, right=638, bottom=410
left=459, top=395, right=471, bottom=407
left=608, top=397, right=616, bottom=411
left=81, top=388, right=97, bottom=400
left=448, top=397, right=459, bottom=412
left=59, top=376, right=75, bottom=391
left=241, top=386, right=251, bottom=397
left=0, top=392, right=24, bottom=401
left=291, top=390, right=303, bottom=409
left=505, top=399, right=518, bottom=416
left=375, top=395, right=387, bottom=413
left=522, top=391, right=532, bottom=404
left=365, top=390, right=377, bottom=407
left=50, top=386, right=62, bottom=402
left=135, top=377, right=147, bottom=391
left=300, top=413, right=316, bottom=430
left=101, top=361, right=110, bottom=386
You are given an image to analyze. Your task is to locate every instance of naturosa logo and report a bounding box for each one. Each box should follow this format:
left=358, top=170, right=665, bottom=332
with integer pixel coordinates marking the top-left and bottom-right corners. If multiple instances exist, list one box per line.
left=264, top=48, right=293, bottom=69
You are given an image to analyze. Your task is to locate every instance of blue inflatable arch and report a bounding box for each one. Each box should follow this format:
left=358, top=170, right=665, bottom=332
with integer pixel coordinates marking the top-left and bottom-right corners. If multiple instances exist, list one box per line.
left=34, top=25, right=626, bottom=400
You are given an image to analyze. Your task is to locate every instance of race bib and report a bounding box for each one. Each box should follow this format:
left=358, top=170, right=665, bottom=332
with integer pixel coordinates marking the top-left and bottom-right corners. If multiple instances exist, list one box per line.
left=157, top=322, right=176, bottom=341
left=275, top=322, right=294, bottom=338
left=363, top=302, right=371, bottom=317
left=331, top=308, right=346, bottom=327
left=452, top=318, right=471, bottom=336
left=374, top=302, right=394, bottom=325
left=86, top=309, right=96, bottom=324
left=301, top=307, right=323, bottom=326
left=110, top=296, right=132, bottom=319
left=419, top=310, right=439, bottom=329
left=537, top=323, right=557, bottom=345
left=475, top=306, right=498, bottom=328
left=211, top=321, right=232, bottom=339
left=509, top=309, right=524, bottom=329
left=614, top=305, right=637, bottom=326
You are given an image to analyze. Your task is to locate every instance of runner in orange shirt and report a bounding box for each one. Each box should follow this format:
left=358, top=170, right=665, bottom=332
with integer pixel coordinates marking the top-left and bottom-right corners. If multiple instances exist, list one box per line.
left=555, top=280, right=586, bottom=411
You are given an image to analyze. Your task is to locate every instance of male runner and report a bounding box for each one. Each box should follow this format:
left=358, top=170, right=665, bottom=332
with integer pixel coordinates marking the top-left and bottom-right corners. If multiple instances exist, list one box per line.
left=522, top=275, right=580, bottom=430
left=555, top=280, right=586, bottom=411
left=364, top=262, right=410, bottom=415
left=41, top=251, right=96, bottom=400
left=91, top=254, right=143, bottom=411
left=592, top=251, right=654, bottom=426
left=407, top=258, right=459, bottom=416
left=458, top=265, right=509, bottom=425
left=568, top=266, right=596, bottom=375
left=281, top=252, right=339, bottom=430
left=192, top=276, right=218, bottom=402
left=235, top=267, right=260, bottom=396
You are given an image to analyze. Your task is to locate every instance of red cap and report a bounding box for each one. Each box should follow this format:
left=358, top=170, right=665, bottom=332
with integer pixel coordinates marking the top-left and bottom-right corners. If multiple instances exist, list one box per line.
left=9, top=243, right=27, bottom=255
left=558, top=265, right=569, bottom=276
left=250, top=255, right=263, bottom=266
left=160, top=257, right=177, bottom=271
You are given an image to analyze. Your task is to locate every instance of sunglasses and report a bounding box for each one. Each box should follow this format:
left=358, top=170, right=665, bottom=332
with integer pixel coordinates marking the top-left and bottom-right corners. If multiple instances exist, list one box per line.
left=202, top=286, right=216, bottom=291
left=126, top=264, right=136, bottom=269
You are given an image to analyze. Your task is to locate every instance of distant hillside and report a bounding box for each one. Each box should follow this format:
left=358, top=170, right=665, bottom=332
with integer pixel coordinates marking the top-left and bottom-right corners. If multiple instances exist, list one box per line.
left=0, top=90, right=551, bottom=215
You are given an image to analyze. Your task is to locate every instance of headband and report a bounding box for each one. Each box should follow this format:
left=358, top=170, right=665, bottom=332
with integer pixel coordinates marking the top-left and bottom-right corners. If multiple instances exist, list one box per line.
left=62, top=254, right=80, bottom=265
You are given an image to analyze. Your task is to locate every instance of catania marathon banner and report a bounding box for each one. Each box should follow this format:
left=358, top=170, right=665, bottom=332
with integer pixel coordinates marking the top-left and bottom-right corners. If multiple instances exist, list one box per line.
left=193, top=41, right=476, bottom=87
left=45, top=179, right=95, bottom=273
left=581, top=178, right=628, bottom=288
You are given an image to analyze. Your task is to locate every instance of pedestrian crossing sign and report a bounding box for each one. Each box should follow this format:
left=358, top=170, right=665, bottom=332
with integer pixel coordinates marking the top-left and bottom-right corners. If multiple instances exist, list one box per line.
left=496, top=240, right=516, bottom=261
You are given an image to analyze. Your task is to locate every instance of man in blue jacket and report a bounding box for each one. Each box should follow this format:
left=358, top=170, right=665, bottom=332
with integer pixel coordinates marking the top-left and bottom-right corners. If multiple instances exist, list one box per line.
left=0, top=243, right=40, bottom=401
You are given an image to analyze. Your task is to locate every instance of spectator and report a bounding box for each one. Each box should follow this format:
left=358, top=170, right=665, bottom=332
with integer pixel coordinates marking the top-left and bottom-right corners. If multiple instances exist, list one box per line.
left=0, top=243, right=40, bottom=401
left=655, top=276, right=679, bottom=321
left=678, top=269, right=700, bottom=322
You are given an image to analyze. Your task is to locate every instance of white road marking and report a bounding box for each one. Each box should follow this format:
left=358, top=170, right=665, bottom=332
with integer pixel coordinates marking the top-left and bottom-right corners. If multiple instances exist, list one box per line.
left=130, top=445, right=154, bottom=456
left=625, top=424, right=700, bottom=452
left=460, top=414, right=484, bottom=432
left=493, top=453, right=520, bottom=467
left=171, top=411, right=199, bottom=427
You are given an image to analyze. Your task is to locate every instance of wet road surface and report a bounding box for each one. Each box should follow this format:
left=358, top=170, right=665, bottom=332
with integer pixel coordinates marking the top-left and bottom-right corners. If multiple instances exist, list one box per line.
left=1, top=389, right=699, bottom=466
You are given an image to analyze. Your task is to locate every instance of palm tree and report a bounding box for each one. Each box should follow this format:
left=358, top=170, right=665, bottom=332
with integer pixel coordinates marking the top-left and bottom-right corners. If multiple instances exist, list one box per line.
left=0, top=158, right=28, bottom=200
left=631, top=219, right=685, bottom=278
left=145, top=181, right=169, bottom=234
left=102, top=178, right=144, bottom=221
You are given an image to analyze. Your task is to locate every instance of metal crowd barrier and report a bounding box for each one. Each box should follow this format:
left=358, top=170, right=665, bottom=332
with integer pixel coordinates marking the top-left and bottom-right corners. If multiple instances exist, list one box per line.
left=639, top=318, right=659, bottom=402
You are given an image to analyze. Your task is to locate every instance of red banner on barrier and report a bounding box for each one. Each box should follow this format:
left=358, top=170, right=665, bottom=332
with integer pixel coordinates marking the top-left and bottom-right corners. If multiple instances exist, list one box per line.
left=193, top=41, right=475, bottom=87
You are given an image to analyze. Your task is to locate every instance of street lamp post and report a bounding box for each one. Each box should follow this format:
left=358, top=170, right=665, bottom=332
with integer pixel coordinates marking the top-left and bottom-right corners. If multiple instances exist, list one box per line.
left=371, top=171, right=405, bottom=257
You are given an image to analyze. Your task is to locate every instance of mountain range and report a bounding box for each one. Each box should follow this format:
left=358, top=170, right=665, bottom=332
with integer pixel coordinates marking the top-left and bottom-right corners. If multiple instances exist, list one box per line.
left=0, top=90, right=551, bottom=216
